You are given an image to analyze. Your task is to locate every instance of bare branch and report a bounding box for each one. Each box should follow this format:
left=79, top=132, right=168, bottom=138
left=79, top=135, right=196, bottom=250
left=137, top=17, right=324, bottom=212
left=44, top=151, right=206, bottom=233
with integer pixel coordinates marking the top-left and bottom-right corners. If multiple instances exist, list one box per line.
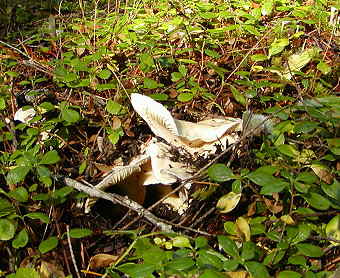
left=60, top=177, right=173, bottom=232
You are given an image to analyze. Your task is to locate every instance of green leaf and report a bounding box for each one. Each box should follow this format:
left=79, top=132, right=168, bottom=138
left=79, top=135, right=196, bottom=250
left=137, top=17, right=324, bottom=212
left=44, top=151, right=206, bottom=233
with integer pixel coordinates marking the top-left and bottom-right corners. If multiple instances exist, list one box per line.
left=6, top=71, right=19, bottom=78
left=166, top=257, right=195, bottom=271
left=97, top=69, right=112, bottom=79
left=244, top=261, right=270, bottom=278
left=177, top=93, right=194, bottom=102
left=6, top=166, right=31, bottom=184
left=217, top=235, right=239, bottom=258
left=241, top=241, right=257, bottom=261
left=223, top=259, right=239, bottom=271
left=195, top=236, right=208, bottom=249
left=224, top=221, right=237, bottom=235
left=0, top=97, right=6, bottom=110
left=278, top=271, right=302, bottom=278
left=251, top=54, right=268, bottom=62
left=294, top=121, right=319, bottom=133
left=243, top=25, right=261, bottom=36
left=108, top=131, right=120, bottom=145
left=8, top=186, right=28, bottom=202
left=39, top=236, right=59, bottom=254
left=79, top=161, right=87, bottom=175
left=264, top=249, right=286, bottom=265
left=216, top=192, right=241, bottom=213
left=325, top=215, right=340, bottom=245
left=296, top=243, right=324, bottom=257
left=303, top=192, right=331, bottom=210
left=0, top=198, right=15, bottom=217
left=265, top=183, right=289, bottom=195
left=290, top=224, right=311, bottom=245
left=143, top=78, right=163, bottom=89
left=283, top=48, right=320, bottom=79
left=208, top=164, right=235, bottom=182
left=106, top=100, right=125, bottom=115
left=205, top=49, right=221, bottom=58
left=96, top=83, right=117, bottom=91
left=287, top=255, right=306, bottom=266
left=199, top=269, right=226, bottom=278
left=0, top=219, right=16, bottom=240
left=172, top=236, right=191, bottom=248
left=12, top=229, right=29, bottom=248
left=69, top=228, right=93, bottom=238
left=53, top=186, right=74, bottom=199
left=61, top=108, right=80, bottom=123
left=261, top=0, right=273, bottom=16
left=139, top=53, right=155, bottom=72
left=268, top=38, right=289, bottom=58
left=39, top=150, right=60, bottom=165
left=14, top=268, right=40, bottom=278
left=277, top=144, right=300, bottom=158
left=178, top=65, right=188, bottom=76
left=296, top=172, right=317, bottom=184
left=317, top=61, right=331, bottom=75
left=247, top=166, right=288, bottom=194
left=230, top=85, right=246, bottom=106
left=171, top=72, right=183, bottom=82
left=150, top=93, right=168, bottom=101
left=197, top=249, right=223, bottom=270
left=25, top=212, right=50, bottom=224
left=322, top=179, right=340, bottom=200
left=118, top=262, right=156, bottom=278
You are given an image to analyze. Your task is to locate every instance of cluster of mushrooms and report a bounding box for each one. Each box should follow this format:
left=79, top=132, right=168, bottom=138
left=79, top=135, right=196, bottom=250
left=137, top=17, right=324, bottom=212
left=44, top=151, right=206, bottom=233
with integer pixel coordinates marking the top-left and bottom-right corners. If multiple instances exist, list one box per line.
left=85, top=94, right=271, bottom=214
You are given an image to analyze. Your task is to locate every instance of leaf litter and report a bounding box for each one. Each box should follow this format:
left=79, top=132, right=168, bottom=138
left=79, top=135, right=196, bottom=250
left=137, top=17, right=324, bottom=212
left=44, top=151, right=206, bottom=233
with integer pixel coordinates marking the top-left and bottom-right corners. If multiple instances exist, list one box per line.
left=0, top=0, right=339, bottom=276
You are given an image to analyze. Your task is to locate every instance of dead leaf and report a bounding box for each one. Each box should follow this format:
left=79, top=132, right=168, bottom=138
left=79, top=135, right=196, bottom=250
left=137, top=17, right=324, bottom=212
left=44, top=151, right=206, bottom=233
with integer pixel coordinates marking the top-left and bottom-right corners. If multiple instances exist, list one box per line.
left=40, top=261, right=65, bottom=278
left=264, top=198, right=283, bottom=214
left=111, top=116, right=122, bottom=130
left=216, top=192, right=242, bottom=213
left=236, top=217, right=251, bottom=241
left=310, top=163, right=333, bottom=184
left=281, top=215, right=295, bottom=225
left=225, top=271, right=250, bottom=278
left=247, top=201, right=257, bottom=217
left=89, top=254, right=118, bottom=269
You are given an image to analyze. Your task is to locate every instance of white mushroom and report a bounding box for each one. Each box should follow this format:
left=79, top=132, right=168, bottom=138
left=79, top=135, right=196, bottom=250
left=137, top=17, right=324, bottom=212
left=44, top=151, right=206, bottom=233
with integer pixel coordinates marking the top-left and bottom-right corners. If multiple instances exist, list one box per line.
left=14, top=107, right=36, bottom=123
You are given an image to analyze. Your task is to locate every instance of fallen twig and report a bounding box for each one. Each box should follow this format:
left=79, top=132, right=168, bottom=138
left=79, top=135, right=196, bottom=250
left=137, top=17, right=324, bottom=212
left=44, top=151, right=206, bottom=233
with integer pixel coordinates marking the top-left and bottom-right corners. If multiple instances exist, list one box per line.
left=67, top=225, right=82, bottom=278
left=59, top=176, right=173, bottom=232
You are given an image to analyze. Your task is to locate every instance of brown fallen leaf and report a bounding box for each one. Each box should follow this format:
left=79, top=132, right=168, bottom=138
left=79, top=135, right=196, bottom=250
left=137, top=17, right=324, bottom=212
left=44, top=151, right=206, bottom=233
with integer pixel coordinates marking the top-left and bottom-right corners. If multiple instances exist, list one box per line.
left=310, top=163, right=333, bottom=184
left=264, top=198, right=283, bottom=214
left=89, top=253, right=119, bottom=269
left=247, top=201, right=257, bottom=217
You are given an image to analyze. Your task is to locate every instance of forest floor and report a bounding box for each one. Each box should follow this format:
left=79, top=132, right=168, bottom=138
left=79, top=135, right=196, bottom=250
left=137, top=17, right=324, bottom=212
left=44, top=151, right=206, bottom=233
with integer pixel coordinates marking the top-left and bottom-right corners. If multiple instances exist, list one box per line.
left=0, top=1, right=339, bottom=278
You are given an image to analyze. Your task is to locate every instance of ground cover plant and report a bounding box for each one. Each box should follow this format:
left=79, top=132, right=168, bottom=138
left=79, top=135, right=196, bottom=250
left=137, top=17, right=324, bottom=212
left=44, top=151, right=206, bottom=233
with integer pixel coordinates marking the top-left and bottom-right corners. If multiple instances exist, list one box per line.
left=0, top=0, right=339, bottom=277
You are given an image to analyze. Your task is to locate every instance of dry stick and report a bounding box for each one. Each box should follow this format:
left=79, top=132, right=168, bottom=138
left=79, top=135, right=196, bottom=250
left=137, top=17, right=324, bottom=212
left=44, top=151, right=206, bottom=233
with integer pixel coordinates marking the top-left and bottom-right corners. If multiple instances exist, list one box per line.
left=0, top=40, right=54, bottom=76
left=191, top=207, right=216, bottom=229
left=61, top=177, right=173, bottom=232
left=311, top=236, right=340, bottom=244
left=66, top=225, right=82, bottom=278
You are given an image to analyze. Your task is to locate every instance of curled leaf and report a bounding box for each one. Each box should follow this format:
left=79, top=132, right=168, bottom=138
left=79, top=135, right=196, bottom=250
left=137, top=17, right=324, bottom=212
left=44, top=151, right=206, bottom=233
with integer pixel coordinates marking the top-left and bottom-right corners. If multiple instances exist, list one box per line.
left=216, top=192, right=242, bottom=213
left=236, top=217, right=251, bottom=241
